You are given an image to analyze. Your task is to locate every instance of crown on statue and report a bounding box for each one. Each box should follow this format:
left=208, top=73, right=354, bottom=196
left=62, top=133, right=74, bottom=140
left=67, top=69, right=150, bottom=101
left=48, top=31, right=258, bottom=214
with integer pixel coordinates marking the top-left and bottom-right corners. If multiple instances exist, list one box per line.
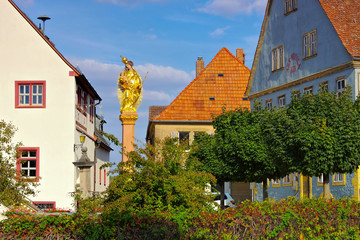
left=121, top=56, right=128, bottom=64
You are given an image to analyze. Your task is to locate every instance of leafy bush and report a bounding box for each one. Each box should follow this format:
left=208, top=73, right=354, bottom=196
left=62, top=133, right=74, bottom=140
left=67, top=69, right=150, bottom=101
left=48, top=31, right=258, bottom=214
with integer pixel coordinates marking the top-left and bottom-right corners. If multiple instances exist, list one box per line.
left=103, top=137, right=217, bottom=214
left=2, top=198, right=360, bottom=239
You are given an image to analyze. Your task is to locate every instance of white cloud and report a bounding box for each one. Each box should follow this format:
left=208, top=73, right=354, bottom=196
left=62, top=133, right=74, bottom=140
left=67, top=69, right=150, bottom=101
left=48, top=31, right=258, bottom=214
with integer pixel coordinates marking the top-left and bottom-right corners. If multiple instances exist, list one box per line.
left=69, top=58, right=193, bottom=86
left=143, top=90, right=172, bottom=102
left=199, top=0, right=267, bottom=16
left=210, top=26, right=230, bottom=38
left=95, top=0, right=165, bottom=6
left=136, top=63, right=193, bottom=84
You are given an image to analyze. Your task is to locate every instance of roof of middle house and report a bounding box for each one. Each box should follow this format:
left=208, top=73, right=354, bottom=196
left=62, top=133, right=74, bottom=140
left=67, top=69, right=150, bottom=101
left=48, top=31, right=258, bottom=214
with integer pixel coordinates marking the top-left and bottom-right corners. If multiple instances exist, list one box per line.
left=152, top=47, right=251, bottom=122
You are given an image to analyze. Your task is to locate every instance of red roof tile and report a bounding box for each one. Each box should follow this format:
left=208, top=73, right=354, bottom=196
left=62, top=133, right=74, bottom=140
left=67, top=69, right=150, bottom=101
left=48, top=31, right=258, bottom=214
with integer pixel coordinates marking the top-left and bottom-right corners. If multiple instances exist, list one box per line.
left=319, top=0, right=360, bottom=58
left=149, top=106, right=168, bottom=120
left=152, top=48, right=251, bottom=122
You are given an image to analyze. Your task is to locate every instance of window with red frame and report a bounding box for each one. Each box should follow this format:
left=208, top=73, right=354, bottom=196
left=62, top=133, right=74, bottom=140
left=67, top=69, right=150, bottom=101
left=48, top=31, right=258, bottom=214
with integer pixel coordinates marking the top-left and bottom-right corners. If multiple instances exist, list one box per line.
left=33, top=201, right=55, bottom=211
left=90, top=99, right=94, bottom=122
left=15, top=81, right=46, bottom=108
left=99, top=168, right=101, bottom=185
left=104, top=169, right=106, bottom=186
left=76, top=86, right=88, bottom=115
left=17, top=147, right=40, bottom=182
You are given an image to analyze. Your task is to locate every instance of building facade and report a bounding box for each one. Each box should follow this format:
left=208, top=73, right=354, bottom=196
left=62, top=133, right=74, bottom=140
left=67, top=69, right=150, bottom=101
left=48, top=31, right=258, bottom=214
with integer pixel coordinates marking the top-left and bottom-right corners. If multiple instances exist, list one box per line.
left=146, top=48, right=252, bottom=202
left=246, top=0, right=360, bottom=201
left=0, top=0, right=111, bottom=210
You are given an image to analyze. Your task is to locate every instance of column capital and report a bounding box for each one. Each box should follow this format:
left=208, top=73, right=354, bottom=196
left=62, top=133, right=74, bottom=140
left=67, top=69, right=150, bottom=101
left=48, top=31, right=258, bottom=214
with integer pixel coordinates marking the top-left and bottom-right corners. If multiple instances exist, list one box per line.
left=119, top=111, right=138, bottom=124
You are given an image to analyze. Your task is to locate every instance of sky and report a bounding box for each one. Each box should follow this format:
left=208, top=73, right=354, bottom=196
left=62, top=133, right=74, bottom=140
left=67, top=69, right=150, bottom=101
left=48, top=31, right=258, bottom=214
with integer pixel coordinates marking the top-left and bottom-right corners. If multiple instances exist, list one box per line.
left=13, top=0, right=267, bottom=165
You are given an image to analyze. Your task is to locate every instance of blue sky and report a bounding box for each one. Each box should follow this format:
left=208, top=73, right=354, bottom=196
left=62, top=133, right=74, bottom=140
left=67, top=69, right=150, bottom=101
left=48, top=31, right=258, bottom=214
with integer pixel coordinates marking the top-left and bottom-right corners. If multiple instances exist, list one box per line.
left=13, top=0, right=267, bottom=165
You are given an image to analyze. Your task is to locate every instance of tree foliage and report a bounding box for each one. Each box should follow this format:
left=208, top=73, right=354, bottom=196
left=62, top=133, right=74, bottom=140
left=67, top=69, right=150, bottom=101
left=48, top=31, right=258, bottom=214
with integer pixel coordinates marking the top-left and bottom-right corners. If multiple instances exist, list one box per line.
left=191, top=105, right=290, bottom=200
left=270, top=88, right=360, bottom=198
left=103, top=137, right=216, bottom=214
left=0, top=120, right=37, bottom=207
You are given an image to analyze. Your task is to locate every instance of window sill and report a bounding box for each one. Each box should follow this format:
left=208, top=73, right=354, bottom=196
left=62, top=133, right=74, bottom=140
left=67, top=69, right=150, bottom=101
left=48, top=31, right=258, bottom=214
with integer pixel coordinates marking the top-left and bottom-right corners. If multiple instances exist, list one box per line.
left=16, top=105, right=45, bottom=109
left=303, top=54, right=317, bottom=61
left=272, top=67, right=284, bottom=73
left=284, top=8, right=297, bottom=16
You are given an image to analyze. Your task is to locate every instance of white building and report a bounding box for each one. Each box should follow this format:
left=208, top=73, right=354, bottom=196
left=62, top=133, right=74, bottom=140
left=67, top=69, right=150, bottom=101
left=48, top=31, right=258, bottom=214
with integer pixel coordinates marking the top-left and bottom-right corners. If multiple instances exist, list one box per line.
left=0, top=0, right=111, bottom=210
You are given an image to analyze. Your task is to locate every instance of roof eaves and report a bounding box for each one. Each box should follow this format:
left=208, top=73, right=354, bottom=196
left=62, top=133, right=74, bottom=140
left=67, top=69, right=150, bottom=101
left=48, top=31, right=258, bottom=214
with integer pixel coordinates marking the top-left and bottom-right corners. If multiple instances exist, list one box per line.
left=8, top=0, right=81, bottom=76
left=245, top=0, right=272, bottom=96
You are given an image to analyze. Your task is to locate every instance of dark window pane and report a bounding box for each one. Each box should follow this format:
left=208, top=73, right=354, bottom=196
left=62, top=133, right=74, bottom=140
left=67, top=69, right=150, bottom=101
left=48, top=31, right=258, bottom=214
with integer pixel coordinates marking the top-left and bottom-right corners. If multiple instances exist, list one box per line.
left=30, top=151, right=36, bottom=157
left=21, top=161, right=28, bottom=167
left=29, top=160, right=36, bottom=167
left=30, top=170, right=36, bottom=177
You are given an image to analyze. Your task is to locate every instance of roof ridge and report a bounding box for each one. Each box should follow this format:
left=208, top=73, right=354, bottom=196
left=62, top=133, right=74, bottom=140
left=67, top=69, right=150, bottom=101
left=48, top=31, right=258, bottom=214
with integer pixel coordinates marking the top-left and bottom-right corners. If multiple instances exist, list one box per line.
left=8, top=0, right=81, bottom=76
left=153, top=47, right=231, bottom=121
left=153, top=47, right=250, bottom=121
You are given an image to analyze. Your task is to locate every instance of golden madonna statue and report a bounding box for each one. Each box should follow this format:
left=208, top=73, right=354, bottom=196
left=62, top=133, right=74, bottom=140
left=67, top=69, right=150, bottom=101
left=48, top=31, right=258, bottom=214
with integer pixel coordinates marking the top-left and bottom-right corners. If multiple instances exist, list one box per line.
left=117, top=56, right=143, bottom=112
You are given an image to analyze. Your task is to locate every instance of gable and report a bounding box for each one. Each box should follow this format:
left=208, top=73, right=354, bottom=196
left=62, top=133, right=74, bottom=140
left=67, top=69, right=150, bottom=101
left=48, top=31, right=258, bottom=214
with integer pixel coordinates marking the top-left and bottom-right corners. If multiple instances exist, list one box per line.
left=247, top=0, right=354, bottom=97
left=153, top=48, right=250, bottom=122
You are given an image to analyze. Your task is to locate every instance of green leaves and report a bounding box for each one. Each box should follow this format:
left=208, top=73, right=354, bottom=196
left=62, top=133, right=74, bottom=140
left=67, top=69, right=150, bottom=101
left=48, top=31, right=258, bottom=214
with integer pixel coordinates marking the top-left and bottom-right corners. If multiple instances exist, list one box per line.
left=0, top=120, right=37, bottom=207
left=103, top=137, right=216, bottom=215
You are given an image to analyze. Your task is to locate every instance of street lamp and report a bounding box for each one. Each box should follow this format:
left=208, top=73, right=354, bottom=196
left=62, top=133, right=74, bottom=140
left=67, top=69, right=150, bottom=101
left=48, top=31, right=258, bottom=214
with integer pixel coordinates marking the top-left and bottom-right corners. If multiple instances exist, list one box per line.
left=74, top=133, right=86, bottom=151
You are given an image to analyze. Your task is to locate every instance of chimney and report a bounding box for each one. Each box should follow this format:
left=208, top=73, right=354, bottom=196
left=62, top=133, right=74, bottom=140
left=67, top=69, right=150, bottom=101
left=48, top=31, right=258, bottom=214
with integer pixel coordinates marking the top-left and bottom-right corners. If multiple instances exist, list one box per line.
left=236, top=49, right=245, bottom=64
left=196, top=57, right=205, bottom=77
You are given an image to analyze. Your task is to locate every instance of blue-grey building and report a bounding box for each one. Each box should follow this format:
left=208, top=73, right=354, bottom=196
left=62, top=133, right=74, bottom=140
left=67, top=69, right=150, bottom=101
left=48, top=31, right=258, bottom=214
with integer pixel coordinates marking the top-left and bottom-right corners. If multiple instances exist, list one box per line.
left=246, top=0, right=360, bottom=201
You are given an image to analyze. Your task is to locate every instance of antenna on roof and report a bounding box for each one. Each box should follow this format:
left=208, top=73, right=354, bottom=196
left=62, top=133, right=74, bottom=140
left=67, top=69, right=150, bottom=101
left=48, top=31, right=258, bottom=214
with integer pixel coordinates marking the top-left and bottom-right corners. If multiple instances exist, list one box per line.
left=37, top=15, right=51, bottom=34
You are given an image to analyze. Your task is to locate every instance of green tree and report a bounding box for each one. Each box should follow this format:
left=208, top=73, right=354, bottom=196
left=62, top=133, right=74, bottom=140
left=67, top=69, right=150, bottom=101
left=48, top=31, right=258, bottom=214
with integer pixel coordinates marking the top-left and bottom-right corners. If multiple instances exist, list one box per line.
left=103, top=137, right=216, bottom=214
left=0, top=120, right=37, bottom=207
left=190, top=132, right=234, bottom=209
left=276, top=88, right=360, bottom=199
left=192, top=106, right=288, bottom=201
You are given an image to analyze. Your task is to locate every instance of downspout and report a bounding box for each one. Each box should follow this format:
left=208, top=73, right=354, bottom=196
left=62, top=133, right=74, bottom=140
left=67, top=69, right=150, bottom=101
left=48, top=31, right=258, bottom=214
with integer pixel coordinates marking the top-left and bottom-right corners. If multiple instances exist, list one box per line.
left=93, top=99, right=101, bottom=194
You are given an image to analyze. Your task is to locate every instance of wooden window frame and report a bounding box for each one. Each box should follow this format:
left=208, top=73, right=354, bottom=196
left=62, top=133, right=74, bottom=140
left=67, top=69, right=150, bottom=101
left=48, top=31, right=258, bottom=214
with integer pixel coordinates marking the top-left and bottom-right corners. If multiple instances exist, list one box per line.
left=304, top=86, right=313, bottom=95
left=17, top=147, right=40, bottom=182
left=319, top=81, right=329, bottom=92
left=278, top=95, right=286, bottom=108
left=303, top=30, right=317, bottom=60
left=266, top=99, right=273, bottom=109
left=284, top=0, right=297, bottom=15
left=333, top=173, right=346, bottom=186
left=33, top=201, right=56, bottom=210
left=272, top=45, right=285, bottom=72
left=15, top=81, right=46, bottom=108
left=336, top=77, right=346, bottom=97
left=283, top=174, right=292, bottom=187
left=272, top=179, right=281, bottom=188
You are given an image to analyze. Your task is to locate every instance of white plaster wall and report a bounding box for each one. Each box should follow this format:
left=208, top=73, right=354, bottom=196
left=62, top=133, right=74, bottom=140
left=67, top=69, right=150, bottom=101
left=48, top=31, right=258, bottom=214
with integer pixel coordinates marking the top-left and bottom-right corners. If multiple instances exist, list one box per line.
left=95, top=147, right=110, bottom=193
left=0, top=1, right=77, bottom=210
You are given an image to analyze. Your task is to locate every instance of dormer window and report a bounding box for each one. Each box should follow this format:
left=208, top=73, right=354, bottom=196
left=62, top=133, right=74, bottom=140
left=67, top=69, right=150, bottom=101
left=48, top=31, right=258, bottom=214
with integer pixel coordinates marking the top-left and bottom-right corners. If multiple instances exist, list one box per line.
left=284, top=0, right=297, bottom=15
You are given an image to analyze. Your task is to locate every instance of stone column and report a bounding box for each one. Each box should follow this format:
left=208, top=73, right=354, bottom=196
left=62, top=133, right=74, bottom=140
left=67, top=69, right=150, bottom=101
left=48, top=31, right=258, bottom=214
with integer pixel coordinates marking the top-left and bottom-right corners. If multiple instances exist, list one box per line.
left=73, top=146, right=94, bottom=198
left=119, top=111, right=138, bottom=162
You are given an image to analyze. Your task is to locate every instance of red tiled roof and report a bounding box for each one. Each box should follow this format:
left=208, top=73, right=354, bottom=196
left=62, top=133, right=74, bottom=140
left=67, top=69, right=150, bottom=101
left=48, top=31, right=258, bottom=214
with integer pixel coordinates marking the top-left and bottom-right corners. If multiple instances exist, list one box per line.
left=152, top=47, right=251, bottom=122
left=149, top=106, right=168, bottom=121
left=319, top=0, right=360, bottom=58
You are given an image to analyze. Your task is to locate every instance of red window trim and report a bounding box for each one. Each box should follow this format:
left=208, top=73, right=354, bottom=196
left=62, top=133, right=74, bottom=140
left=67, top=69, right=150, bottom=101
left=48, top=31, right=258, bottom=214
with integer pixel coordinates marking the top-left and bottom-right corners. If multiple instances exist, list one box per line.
left=104, top=169, right=106, bottom=186
left=76, top=86, right=88, bottom=116
left=33, top=201, right=56, bottom=210
left=90, top=99, right=94, bottom=122
left=17, top=147, right=40, bottom=182
left=99, top=169, right=101, bottom=185
left=15, top=81, right=46, bottom=108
